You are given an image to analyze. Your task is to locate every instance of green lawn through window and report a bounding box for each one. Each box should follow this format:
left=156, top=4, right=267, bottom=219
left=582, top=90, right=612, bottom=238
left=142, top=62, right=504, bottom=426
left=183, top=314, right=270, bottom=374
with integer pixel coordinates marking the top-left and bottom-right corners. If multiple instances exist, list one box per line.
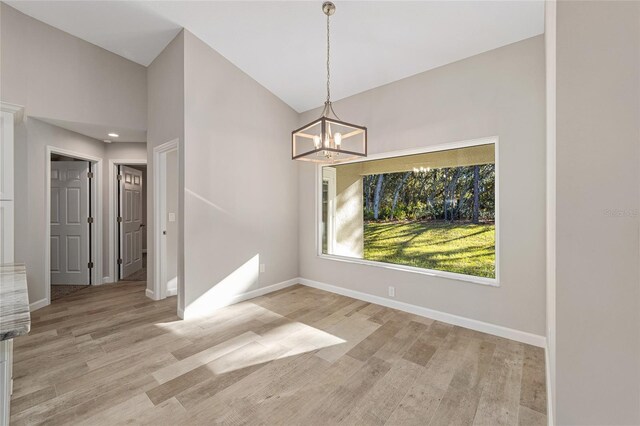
left=363, top=221, right=495, bottom=278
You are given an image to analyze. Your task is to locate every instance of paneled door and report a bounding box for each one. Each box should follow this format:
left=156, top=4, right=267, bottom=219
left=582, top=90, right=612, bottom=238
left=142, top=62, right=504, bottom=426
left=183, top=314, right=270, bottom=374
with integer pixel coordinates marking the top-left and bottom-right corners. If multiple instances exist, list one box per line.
left=120, top=166, right=143, bottom=279
left=50, top=161, right=90, bottom=285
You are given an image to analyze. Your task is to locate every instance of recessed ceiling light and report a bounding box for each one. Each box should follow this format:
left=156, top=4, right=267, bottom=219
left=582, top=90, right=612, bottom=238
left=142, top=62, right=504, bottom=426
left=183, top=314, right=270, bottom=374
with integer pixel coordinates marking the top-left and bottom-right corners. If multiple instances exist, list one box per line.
left=108, top=133, right=119, bottom=138
left=103, top=139, right=112, bottom=143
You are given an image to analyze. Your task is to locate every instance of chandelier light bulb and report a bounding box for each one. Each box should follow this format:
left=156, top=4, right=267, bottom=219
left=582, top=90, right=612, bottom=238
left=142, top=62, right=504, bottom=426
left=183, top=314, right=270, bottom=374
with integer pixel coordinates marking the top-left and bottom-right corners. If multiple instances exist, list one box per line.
left=334, top=132, right=342, bottom=147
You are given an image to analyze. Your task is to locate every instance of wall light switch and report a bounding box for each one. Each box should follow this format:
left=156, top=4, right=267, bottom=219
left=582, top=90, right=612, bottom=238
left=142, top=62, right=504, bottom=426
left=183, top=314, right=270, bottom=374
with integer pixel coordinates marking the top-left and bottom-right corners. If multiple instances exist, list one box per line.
left=260, top=264, right=265, bottom=273
left=388, top=286, right=395, bottom=298
left=168, top=213, right=176, bottom=222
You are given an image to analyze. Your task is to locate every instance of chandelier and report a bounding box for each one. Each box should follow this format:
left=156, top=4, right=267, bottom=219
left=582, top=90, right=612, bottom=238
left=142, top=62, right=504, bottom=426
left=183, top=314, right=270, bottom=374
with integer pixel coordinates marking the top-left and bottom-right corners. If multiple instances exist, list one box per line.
left=291, top=1, right=367, bottom=163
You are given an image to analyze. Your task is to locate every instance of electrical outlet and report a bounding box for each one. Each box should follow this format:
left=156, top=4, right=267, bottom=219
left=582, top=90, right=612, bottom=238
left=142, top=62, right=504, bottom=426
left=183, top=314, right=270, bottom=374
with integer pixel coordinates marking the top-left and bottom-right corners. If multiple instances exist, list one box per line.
left=260, top=264, right=265, bottom=273
left=388, top=286, right=395, bottom=297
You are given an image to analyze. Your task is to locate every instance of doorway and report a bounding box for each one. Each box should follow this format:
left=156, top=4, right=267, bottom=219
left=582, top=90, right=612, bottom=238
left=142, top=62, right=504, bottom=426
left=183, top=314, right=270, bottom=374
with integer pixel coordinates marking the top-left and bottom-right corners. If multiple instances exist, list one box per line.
left=46, top=148, right=102, bottom=303
left=117, top=165, right=147, bottom=281
left=153, top=139, right=179, bottom=303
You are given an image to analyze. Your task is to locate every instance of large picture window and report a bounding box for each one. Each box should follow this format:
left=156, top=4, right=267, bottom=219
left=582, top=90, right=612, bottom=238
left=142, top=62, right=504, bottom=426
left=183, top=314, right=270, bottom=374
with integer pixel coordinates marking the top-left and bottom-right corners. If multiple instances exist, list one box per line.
left=320, top=141, right=497, bottom=283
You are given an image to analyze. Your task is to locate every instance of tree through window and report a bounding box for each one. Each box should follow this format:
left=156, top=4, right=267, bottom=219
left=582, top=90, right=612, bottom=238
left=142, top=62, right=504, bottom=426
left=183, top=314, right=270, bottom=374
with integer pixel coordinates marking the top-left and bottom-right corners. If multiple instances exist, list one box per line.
left=320, top=143, right=496, bottom=280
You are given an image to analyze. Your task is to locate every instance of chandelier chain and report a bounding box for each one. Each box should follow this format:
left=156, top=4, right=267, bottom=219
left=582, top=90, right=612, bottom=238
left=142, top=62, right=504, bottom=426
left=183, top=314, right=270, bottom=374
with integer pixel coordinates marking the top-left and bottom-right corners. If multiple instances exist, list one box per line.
left=326, top=12, right=331, bottom=104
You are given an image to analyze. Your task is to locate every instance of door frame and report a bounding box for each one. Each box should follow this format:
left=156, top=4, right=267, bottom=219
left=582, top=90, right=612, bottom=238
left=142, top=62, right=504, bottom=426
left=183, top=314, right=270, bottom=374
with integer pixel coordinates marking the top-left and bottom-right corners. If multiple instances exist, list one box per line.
left=153, top=139, right=179, bottom=305
left=108, top=158, right=147, bottom=283
left=45, top=146, right=102, bottom=306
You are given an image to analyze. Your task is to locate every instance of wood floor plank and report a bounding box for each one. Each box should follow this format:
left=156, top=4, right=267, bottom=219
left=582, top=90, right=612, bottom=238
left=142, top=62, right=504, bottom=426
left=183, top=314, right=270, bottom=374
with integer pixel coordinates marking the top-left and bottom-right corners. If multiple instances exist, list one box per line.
left=9, top=386, right=57, bottom=416
left=185, top=352, right=339, bottom=423
left=315, top=314, right=380, bottom=363
left=11, top=368, right=158, bottom=425
left=252, top=354, right=362, bottom=424
left=347, top=319, right=405, bottom=361
left=174, top=360, right=269, bottom=410
left=151, top=331, right=261, bottom=384
left=76, top=392, right=154, bottom=425
left=304, top=356, right=392, bottom=424
left=517, top=405, right=547, bottom=426
left=473, top=341, right=524, bottom=426
left=54, top=347, right=175, bottom=395
left=375, top=320, right=429, bottom=362
left=386, top=332, right=472, bottom=425
left=428, top=339, right=497, bottom=426
left=340, top=357, right=421, bottom=425
left=195, top=351, right=328, bottom=423
left=519, top=344, right=547, bottom=415
left=132, top=397, right=188, bottom=426
left=402, top=324, right=439, bottom=367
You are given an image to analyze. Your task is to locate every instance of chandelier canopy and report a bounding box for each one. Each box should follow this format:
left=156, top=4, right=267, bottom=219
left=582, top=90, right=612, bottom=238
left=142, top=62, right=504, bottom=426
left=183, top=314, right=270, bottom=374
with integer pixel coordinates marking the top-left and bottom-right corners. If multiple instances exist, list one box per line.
left=291, top=2, right=367, bottom=163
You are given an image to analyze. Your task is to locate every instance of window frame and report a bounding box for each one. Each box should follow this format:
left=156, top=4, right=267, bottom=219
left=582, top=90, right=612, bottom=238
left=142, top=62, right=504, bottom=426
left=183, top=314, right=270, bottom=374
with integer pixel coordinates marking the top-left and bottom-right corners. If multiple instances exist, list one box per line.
left=315, top=136, right=500, bottom=287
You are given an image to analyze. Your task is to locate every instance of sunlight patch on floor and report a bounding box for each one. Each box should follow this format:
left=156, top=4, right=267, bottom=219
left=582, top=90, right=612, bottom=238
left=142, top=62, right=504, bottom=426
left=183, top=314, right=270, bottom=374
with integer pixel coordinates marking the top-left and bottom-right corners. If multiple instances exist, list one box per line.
left=153, top=307, right=345, bottom=380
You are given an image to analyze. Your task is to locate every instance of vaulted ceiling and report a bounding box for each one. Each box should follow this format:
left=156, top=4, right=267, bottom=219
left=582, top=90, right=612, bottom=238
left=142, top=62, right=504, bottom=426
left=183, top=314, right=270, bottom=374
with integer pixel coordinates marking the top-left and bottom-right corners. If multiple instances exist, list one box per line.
left=7, top=1, right=544, bottom=112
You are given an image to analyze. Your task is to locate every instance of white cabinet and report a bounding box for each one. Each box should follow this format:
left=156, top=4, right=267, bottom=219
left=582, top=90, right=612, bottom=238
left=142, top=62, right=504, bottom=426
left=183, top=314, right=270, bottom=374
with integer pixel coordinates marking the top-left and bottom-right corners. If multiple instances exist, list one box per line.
left=0, top=103, right=20, bottom=426
left=0, top=340, right=12, bottom=425
left=0, top=201, right=13, bottom=265
left=0, top=111, right=14, bottom=201
left=0, top=106, right=19, bottom=264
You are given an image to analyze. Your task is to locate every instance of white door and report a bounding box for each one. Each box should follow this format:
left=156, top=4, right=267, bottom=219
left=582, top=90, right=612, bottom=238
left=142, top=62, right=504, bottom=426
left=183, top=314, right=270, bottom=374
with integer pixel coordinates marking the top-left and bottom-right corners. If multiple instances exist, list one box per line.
left=51, top=161, right=90, bottom=285
left=120, top=166, right=143, bottom=279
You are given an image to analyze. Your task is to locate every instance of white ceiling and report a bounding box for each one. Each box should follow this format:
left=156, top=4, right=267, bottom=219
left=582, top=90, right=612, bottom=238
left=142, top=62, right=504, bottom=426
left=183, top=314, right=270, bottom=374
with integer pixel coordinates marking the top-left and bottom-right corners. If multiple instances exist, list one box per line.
left=7, top=1, right=544, bottom=113
left=34, top=117, right=147, bottom=143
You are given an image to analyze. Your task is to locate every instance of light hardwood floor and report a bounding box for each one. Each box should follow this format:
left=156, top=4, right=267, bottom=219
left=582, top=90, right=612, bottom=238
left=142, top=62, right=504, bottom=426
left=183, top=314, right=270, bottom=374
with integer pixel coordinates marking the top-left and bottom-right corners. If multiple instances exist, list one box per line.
left=11, top=281, right=547, bottom=425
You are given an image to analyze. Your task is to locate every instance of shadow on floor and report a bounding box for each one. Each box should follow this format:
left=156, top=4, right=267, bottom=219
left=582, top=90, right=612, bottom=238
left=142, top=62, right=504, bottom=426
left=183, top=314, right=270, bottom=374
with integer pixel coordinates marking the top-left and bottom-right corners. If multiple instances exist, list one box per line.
left=51, top=285, right=88, bottom=301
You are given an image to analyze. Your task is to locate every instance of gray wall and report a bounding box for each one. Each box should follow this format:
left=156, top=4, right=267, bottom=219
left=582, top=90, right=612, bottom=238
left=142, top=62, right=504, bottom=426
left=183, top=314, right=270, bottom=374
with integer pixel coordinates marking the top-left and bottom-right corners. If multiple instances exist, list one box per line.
left=0, top=3, right=146, bottom=134
left=555, top=1, right=640, bottom=424
left=181, top=31, right=299, bottom=318
left=146, top=31, right=185, bottom=306
left=298, top=35, right=546, bottom=336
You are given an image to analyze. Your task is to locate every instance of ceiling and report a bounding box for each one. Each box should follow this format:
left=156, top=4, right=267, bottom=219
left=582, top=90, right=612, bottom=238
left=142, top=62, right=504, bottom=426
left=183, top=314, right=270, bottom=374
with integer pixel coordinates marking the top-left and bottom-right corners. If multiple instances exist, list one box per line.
left=35, top=117, right=147, bottom=144
left=7, top=1, right=544, bottom=113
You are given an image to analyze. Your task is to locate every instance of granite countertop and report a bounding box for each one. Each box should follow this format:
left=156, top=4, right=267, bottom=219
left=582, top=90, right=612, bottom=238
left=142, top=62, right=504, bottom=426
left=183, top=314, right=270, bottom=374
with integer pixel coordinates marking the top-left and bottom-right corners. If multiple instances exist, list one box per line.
left=0, top=264, right=31, bottom=340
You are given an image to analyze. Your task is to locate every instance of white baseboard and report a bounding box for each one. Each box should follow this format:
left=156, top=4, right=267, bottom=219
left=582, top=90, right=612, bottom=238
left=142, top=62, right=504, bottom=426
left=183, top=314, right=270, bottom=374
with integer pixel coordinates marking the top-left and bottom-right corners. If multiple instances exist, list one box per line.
left=147, top=287, right=175, bottom=300
left=182, top=278, right=298, bottom=320
left=166, top=277, right=177, bottom=297
left=545, top=345, right=554, bottom=425
left=298, top=278, right=546, bottom=348
left=29, top=298, right=48, bottom=312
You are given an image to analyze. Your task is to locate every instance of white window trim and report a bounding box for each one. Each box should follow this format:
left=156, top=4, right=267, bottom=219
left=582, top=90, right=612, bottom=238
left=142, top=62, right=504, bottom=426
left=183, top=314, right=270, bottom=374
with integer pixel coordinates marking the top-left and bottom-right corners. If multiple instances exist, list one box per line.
left=322, top=167, right=337, bottom=254
left=315, top=136, right=500, bottom=287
